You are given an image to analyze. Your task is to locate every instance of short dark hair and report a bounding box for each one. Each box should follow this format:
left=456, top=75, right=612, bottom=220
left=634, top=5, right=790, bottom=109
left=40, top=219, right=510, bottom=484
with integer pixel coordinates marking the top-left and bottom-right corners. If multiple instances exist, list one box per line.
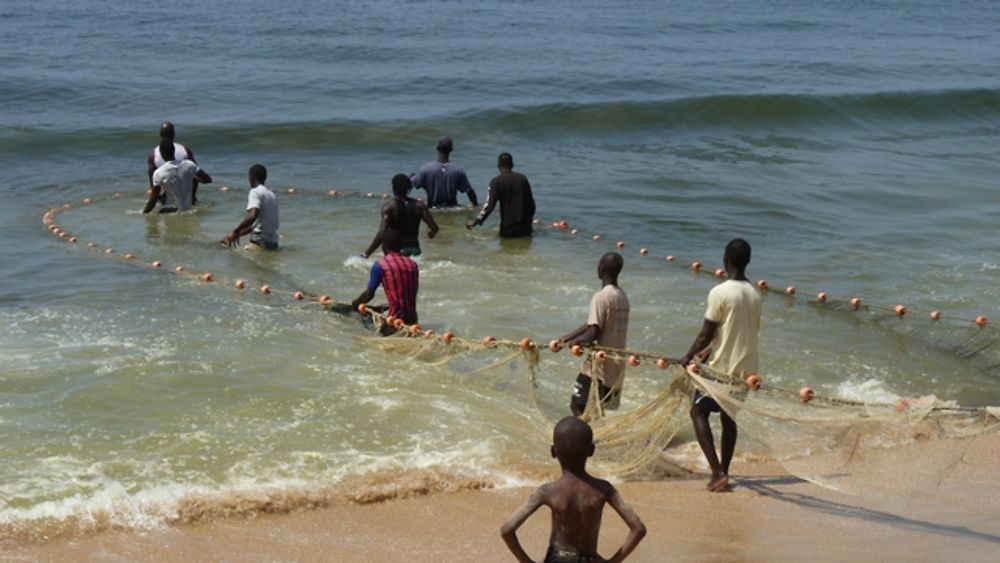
left=497, top=152, right=514, bottom=169
left=724, top=238, right=752, bottom=270
left=249, top=164, right=267, bottom=183
left=159, top=139, right=175, bottom=161
left=159, top=121, right=175, bottom=140
left=391, top=173, right=412, bottom=197
left=381, top=229, right=402, bottom=252
left=553, top=416, right=593, bottom=464
left=436, top=136, right=453, bottom=153
left=599, top=252, right=624, bottom=278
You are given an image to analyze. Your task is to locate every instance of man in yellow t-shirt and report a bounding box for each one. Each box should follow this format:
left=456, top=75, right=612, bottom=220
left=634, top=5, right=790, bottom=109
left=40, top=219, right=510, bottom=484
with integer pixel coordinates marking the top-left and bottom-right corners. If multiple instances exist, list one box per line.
left=680, top=238, right=761, bottom=492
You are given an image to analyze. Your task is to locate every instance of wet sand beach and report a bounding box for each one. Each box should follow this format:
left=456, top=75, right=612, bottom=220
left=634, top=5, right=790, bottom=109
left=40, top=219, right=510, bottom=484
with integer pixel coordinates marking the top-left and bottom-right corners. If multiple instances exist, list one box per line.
left=7, top=433, right=998, bottom=562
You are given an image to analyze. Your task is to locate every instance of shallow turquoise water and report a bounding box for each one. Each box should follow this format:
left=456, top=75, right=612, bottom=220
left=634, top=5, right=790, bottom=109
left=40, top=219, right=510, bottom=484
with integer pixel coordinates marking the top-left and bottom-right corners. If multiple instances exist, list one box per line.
left=1, top=0, right=999, bottom=536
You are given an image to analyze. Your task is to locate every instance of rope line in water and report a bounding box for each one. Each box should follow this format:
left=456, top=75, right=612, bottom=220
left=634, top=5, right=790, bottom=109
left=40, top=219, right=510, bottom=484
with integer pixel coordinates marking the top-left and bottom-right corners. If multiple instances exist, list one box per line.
left=41, top=187, right=996, bottom=415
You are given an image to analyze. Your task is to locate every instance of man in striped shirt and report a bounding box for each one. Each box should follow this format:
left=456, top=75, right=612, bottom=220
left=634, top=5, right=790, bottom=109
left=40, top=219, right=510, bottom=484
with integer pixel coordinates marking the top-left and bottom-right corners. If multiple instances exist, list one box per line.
left=351, top=230, right=419, bottom=325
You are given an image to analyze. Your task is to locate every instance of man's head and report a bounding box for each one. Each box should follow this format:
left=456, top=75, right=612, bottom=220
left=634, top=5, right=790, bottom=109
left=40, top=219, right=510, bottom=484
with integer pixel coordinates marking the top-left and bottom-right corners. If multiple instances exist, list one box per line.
left=723, top=238, right=752, bottom=271
left=381, top=228, right=403, bottom=254
left=159, top=121, right=175, bottom=140
left=249, top=164, right=267, bottom=187
left=550, top=416, right=595, bottom=468
left=159, top=139, right=175, bottom=161
left=436, top=136, right=453, bottom=155
left=597, top=252, right=624, bottom=281
left=497, top=152, right=514, bottom=170
left=391, top=173, right=412, bottom=197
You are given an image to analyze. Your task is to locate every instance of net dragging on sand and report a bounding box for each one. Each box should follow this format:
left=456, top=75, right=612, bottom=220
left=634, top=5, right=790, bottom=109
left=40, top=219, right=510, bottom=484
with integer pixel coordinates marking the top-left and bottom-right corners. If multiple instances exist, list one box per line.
left=361, top=318, right=1000, bottom=497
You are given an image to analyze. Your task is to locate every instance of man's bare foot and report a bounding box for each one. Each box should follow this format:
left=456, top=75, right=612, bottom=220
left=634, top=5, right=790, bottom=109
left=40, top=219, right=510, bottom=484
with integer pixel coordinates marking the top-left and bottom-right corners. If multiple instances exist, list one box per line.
left=707, top=475, right=729, bottom=492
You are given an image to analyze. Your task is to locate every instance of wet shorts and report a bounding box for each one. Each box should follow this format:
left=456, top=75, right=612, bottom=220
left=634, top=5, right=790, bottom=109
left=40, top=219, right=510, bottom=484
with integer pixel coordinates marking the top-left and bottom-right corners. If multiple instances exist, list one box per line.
left=400, top=246, right=421, bottom=257
left=571, top=373, right=621, bottom=411
left=693, top=390, right=721, bottom=413
left=248, top=234, right=278, bottom=250
left=544, top=546, right=600, bottom=563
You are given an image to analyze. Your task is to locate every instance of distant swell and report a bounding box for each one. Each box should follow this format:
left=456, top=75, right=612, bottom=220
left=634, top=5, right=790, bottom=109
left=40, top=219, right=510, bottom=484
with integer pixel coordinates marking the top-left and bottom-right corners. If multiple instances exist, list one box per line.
left=3, top=88, right=1000, bottom=157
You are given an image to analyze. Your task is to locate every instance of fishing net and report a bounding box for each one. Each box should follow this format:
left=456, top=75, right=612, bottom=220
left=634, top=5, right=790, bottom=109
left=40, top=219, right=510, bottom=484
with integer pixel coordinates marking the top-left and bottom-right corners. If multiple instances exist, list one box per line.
left=361, top=312, right=1000, bottom=497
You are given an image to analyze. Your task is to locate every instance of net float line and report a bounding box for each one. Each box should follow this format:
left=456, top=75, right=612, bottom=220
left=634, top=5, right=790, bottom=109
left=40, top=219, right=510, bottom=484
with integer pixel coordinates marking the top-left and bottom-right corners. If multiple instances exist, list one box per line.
left=357, top=306, right=996, bottom=417
left=43, top=190, right=993, bottom=333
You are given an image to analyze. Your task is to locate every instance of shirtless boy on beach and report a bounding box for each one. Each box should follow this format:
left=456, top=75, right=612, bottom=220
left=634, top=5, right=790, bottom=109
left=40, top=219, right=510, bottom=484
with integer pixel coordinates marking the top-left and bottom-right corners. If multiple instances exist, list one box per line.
left=501, top=416, right=646, bottom=563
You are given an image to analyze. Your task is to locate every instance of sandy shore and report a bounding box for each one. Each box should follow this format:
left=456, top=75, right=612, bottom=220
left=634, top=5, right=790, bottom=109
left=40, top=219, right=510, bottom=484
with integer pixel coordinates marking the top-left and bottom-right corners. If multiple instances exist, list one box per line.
left=5, top=433, right=999, bottom=562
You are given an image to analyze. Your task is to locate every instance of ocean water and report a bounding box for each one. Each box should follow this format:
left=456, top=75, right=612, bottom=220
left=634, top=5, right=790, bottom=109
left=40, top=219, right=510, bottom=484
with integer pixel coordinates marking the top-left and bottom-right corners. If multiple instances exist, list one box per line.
left=2, top=0, right=1000, bottom=543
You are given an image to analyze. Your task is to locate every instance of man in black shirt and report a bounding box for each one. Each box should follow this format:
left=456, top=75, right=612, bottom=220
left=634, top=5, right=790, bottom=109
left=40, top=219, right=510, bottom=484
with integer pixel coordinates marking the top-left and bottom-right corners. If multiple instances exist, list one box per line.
left=466, top=152, right=536, bottom=238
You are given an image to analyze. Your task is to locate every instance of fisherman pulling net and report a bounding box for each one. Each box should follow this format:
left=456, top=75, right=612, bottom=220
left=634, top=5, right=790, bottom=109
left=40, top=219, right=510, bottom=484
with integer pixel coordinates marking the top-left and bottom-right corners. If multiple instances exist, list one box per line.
left=360, top=310, right=1000, bottom=499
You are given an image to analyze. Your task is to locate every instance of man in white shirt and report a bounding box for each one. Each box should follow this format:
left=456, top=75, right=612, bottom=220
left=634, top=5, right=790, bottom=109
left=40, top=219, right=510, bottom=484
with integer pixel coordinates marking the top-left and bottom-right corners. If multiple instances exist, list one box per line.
left=222, top=164, right=279, bottom=250
left=143, top=140, right=212, bottom=214
left=147, top=121, right=199, bottom=203
left=557, top=252, right=630, bottom=416
left=680, top=238, right=762, bottom=492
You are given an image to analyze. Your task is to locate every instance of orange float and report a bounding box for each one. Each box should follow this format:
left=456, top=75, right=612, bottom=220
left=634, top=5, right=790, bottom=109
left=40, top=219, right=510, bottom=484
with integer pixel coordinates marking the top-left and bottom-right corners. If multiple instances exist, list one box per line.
left=665, top=255, right=676, bottom=262
left=976, top=315, right=988, bottom=328
left=482, top=336, right=497, bottom=347
left=895, top=398, right=908, bottom=412
left=592, top=234, right=602, bottom=241
left=714, top=268, right=724, bottom=278
left=639, top=248, right=648, bottom=256
left=571, top=229, right=579, bottom=235
left=261, top=285, right=272, bottom=294
left=69, top=237, right=78, bottom=243
left=87, top=242, right=99, bottom=249
left=442, top=331, right=455, bottom=345
left=850, top=297, right=862, bottom=310
left=174, top=266, right=184, bottom=272
left=894, top=304, right=907, bottom=316
left=123, top=253, right=135, bottom=260
left=408, top=324, right=421, bottom=335
left=785, top=286, right=796, bottom=296
left=745, top=374, right=762, bottom=390
left=235, top=280, right=246, bottom=289
left=105, top=248, right=115, bottom=254
left=201, top=273, right=214, bottom=282
left=799, top=387, right=815, bottom=403
left=328, top=190, right=338, bottom=197
left=628, top=355, right=640, bottom=367
left=520, top=337, right=533, bottom=350
left=357, top=303, right=368, bottom=313
left=294, top=291, right=304, bottom=301
left=656, top=358, right=669, bottom=369
left=287, top=188, right=296, bottom=194
left=756, top=279, right=768, bottom=290
left=616, top=241, right=625, bottom=249
left=317, top=294, right=330, bottom=302
left=571, top=344, right=584, bottom=357
left=220, top=186, right=230, bottom=192
left=151, top=260, right=162, bottom=268
left=424, top=329, right=435, bottom=339
left=929, top=310, right=941, bottom=321
left=83, top=198, right=92, bottom=205
left=817, top=292, right=828, bottom=303
left=594, top=350, right=607, bottom=363
left=548, top=339, right=563, bottom=352
left=691, top=261, right=702, bottom=271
